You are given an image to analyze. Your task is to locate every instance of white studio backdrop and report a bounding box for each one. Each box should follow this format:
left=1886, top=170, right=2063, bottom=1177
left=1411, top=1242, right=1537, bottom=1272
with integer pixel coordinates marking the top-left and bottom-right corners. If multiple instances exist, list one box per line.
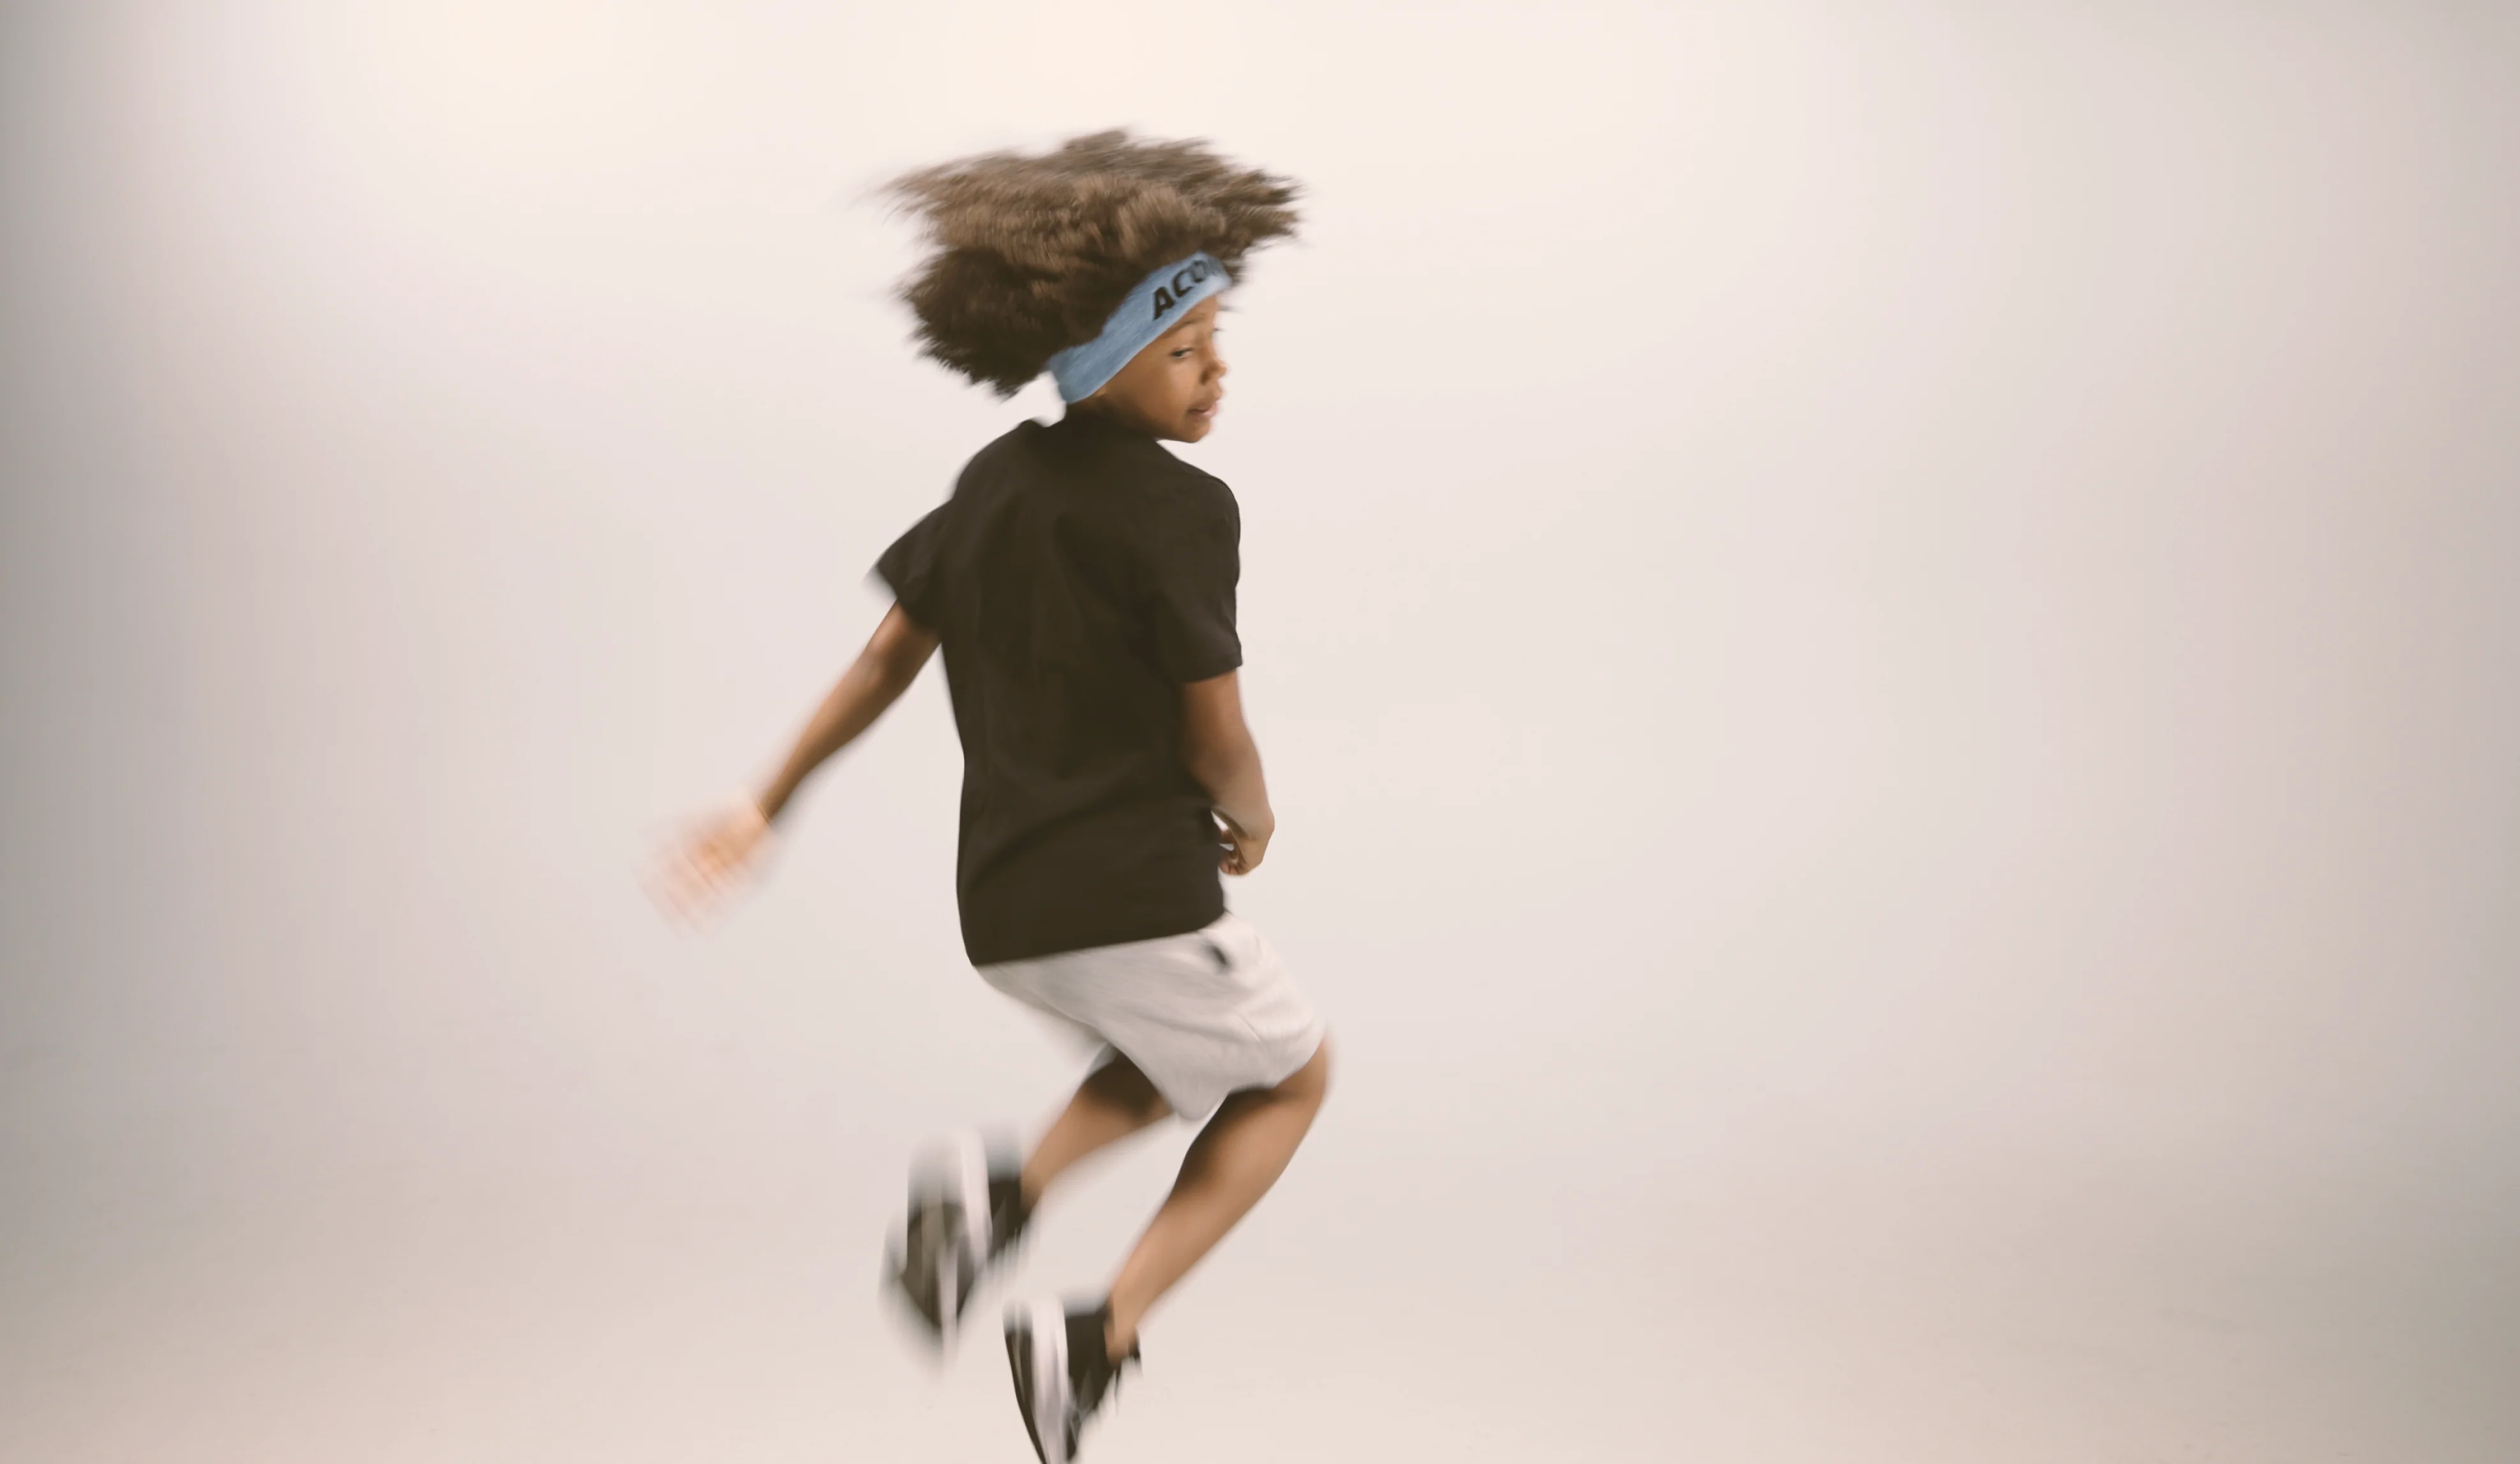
left=3, top=3, right=2516, bottom=1461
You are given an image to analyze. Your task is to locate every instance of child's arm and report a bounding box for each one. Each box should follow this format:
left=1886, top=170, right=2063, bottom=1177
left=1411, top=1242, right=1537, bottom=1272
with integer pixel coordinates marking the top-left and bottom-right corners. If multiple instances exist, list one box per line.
left=1180, top=670, right=1274, bottom=875
left=646, top=604, right=937, bottom=925
left=757, top=603, right=940, bottom=822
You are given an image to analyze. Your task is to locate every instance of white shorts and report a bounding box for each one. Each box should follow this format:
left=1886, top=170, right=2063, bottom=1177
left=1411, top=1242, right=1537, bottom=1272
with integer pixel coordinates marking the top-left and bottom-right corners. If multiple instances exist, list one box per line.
left=975, top=911, right=1327, bottom=1124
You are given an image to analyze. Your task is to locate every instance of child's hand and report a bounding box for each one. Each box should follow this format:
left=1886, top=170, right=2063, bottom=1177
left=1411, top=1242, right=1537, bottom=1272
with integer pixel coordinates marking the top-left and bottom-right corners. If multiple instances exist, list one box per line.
left=644, top=795, right=778, bottom=927
left=1217, top=812, right=1270, bottom=876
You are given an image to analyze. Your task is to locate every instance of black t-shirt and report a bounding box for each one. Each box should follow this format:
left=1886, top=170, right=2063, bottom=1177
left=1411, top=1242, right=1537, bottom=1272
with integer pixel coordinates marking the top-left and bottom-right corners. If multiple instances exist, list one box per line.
left=875, top=408, right=1242, bottom=966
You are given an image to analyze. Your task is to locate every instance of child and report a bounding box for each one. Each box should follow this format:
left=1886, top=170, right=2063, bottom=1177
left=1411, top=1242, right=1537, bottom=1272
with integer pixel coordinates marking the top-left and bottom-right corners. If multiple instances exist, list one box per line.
left=647, top=130, right=1330, bottom=1464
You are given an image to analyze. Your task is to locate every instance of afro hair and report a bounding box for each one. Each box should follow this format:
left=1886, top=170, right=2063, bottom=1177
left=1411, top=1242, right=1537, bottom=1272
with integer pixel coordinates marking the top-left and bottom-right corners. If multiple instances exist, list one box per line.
left=875, top=129, right=1303, bottom=398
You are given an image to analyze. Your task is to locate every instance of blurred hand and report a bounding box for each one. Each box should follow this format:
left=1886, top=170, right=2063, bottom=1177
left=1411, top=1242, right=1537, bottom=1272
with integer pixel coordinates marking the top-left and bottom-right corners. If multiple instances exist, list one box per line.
left=645, top=794, right=778, bottom=927
left=1217, top=812, right=1270, bottom=876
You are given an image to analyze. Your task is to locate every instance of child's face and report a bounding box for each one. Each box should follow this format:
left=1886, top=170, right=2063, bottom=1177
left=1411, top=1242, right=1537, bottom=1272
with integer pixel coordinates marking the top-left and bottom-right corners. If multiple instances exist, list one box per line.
left=1080, top=295, right=1229, bottom=443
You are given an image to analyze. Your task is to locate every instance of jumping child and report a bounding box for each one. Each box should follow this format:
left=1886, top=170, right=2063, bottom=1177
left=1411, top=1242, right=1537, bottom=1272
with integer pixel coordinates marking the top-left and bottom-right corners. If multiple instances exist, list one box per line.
left=648, top=129, right=1330, bottom=1464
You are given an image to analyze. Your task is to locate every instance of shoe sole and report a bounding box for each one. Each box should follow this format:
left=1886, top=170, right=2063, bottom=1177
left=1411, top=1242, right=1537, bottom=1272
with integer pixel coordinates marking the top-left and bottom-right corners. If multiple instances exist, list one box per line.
left=1006, top=1296, right=1071, bottom=1464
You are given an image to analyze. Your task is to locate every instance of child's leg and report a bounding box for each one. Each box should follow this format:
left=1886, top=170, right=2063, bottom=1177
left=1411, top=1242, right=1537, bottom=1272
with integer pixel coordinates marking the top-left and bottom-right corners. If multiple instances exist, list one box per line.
left=1020, top=1053, right=1174, bottom=1207
left=1103, top=1036, right=1331, bottom=1356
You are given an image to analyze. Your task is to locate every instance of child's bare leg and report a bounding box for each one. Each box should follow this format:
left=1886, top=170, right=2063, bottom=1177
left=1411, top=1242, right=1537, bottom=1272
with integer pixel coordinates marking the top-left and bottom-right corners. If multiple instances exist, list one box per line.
left=1020, top=1054, right=1173, bottom=1207
left=1104, top=1037, right=1331, bottom=1355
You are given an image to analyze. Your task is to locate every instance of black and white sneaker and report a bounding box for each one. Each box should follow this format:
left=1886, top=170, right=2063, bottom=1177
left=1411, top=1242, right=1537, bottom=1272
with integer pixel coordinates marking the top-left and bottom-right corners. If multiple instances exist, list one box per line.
left=1004, top=1296, right=1139, bottom=1464
left=883, top=1129, right=1030, bottom=1353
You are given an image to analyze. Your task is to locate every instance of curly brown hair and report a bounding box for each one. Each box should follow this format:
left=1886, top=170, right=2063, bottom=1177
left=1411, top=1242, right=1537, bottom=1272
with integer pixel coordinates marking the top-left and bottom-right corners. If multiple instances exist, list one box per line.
left=874, top=129, right=1303, bottom=397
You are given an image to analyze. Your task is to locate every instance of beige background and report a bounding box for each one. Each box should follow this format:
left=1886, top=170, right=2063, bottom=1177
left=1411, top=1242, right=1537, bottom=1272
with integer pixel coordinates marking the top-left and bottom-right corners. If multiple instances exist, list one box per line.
left=4, top=2, right=2516, bottom=1460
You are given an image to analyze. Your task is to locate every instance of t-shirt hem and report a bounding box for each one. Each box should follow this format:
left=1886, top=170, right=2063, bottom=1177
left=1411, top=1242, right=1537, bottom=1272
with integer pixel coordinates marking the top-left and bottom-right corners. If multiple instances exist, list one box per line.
left=962, top=904, right=1228, bottom=968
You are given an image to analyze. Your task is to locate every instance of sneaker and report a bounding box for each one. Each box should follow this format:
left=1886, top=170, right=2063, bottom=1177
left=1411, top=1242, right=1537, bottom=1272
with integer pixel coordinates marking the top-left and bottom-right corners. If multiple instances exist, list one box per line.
left=883, top=1129, right=1030, bottom=1352
left=1004, top=1296, right=1139, bottom=1464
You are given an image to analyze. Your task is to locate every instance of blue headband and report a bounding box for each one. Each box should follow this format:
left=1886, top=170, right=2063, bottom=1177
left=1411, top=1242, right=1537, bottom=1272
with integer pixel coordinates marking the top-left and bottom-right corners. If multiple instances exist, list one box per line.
left=1046, top=251, right=1233, bottom=402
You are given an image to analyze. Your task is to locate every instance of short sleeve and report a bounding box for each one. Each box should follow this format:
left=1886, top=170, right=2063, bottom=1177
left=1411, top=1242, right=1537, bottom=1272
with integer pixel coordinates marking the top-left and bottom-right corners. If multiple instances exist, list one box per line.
left=1139, top=479, right=1242, bottom=682
left=872, top=504, right=948, bottom=630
